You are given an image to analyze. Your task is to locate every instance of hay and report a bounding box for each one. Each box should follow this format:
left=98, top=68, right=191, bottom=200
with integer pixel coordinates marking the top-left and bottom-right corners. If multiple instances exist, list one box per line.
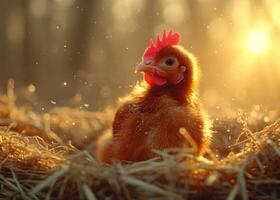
left=0, top=85, right=279, bottom=199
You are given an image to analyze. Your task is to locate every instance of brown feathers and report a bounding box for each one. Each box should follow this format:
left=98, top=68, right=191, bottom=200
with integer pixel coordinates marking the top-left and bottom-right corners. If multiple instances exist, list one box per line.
left=97, top=34, right=211, bottom=164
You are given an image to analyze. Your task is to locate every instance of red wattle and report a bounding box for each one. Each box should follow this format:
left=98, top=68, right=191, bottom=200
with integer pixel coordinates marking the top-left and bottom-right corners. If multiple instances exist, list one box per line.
left=144, top=73, right=167, bottom=86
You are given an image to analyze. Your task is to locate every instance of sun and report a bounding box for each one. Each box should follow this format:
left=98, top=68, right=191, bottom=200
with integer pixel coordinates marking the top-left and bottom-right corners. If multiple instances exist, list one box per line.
left=246, top=31, right=268, bottom=54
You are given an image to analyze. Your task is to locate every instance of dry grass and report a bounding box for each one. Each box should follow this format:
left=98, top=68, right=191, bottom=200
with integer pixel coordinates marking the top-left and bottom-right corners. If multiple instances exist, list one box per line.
left=0, top=81, right=279, bottom=199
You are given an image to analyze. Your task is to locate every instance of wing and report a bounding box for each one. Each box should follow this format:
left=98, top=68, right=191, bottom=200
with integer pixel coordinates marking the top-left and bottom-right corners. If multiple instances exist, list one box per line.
left=157, top=105, right=212, bottom=154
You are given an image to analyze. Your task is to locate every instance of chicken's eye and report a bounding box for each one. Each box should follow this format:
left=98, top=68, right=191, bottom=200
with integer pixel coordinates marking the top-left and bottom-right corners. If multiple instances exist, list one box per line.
left=165, top=58, right=175, bottom=66
left=159, top=56, right=179, bottom=69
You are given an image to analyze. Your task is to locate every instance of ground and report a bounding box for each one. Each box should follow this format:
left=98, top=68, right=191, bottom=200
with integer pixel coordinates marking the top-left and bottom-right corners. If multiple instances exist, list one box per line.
left=0, top=89, right=279, bottom=200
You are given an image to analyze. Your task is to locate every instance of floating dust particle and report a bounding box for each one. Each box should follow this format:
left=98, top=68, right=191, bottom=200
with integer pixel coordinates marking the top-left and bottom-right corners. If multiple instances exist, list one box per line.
left=63, top=82, right=68, bottom=86
left=27, top=84, right=36, bottom=93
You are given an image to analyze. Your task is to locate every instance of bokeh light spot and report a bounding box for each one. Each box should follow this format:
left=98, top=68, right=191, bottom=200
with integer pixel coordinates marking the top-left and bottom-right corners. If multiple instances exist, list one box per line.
left=246, top=31, right=268, bottom=54
left=163, top=3, right=186, bottom=25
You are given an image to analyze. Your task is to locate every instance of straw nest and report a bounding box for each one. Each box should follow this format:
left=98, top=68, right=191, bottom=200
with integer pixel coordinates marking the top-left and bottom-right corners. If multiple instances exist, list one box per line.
left=0, top=83, right=279, bottom=200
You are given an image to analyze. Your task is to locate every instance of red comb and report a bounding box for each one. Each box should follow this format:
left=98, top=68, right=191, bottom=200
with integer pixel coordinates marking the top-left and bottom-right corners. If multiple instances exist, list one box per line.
left=143, top=30, right=180, bottom=60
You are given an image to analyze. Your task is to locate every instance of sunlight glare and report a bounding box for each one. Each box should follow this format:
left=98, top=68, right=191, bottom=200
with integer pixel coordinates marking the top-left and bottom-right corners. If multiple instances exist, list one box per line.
left=247, top=31, right=268, bottom=54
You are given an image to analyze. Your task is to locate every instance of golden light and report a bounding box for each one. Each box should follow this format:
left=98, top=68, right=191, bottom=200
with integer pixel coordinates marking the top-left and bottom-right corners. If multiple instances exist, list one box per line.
left=246, top=31, right=268, bottom=54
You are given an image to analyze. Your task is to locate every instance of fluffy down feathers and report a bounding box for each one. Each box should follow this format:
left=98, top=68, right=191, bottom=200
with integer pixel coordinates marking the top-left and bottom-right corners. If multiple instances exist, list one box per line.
left=97, top=31, right=212, bottom=164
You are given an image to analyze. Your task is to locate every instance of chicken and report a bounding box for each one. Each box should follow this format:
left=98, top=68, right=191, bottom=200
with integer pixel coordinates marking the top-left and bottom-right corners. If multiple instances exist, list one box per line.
left=97, top=31, right=212, bottom=164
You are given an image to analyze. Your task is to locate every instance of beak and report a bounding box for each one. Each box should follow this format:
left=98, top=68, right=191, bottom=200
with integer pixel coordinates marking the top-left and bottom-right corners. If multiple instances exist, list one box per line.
left=135, top=61, right=165, bottom=74
left=135, top=61, right=148, bottom=73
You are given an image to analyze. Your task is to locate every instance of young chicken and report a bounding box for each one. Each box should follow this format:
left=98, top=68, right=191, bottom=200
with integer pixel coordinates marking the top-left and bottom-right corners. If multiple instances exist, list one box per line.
left=97, top=31, right=211, bottom=164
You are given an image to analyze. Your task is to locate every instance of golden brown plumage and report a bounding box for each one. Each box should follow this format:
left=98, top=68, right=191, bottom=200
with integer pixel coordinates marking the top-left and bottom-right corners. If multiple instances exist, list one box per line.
left=97, top=31, right=211, bottom=164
